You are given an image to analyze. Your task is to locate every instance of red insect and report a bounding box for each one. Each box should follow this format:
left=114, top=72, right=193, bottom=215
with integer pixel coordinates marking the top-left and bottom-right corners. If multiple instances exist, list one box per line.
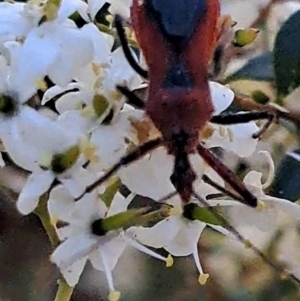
left=77, top=0, right=265, bottom=206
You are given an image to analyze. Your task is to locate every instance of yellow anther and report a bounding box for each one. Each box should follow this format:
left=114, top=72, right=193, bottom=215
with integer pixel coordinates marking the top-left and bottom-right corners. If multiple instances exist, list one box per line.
left=198, top=273, right=210, bottom=285
left=91, top=62, right=101, bottom=76
left=169, top=206, right=182, bottom=217
left=244, top=240, right=253, bottom=249
left=106, top=14, right=113, bottom=24
left=35, top=79, right=48, bottom=91
left=257, top=200, right=266, bottom=210
left=165, top=254, right=174, bottom=267
left=39, top=152, right=53, bottom=168
left=81, top=106, right=96, bottom=118
left=80, top=138, right=99, bottom=163
left=108, top=291, right=121, bottom=301
left=201, top=125, right=214, bottom=140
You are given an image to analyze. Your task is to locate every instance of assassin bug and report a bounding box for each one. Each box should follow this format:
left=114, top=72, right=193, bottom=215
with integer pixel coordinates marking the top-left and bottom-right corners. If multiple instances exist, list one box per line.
left=70, top=0, right=300, bottom=287
left=77, top=0, right=275, bottom=206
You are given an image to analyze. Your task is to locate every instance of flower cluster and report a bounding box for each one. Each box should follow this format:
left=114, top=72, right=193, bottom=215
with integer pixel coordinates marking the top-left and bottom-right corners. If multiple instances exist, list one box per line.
left=1, top=0, right=300, bottom=300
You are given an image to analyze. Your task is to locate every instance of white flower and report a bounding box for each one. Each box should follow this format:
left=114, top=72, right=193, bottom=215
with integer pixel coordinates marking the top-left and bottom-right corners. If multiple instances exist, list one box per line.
left=108, top=0, right=132, bottom=19
left=0, top=2, right=33, bottom=44
left=5, top=109, right=91, bottom=215
left=128, top=196, right=232, bottom=284
left=226, top=152, right=300, bottom=231
left=205, top=82, right=259, bottom=157
left=50, top=187, right=172, bottom=300
left=87, top=0, right=108, bottom=20
left=9, top=22, right=94, bottom=100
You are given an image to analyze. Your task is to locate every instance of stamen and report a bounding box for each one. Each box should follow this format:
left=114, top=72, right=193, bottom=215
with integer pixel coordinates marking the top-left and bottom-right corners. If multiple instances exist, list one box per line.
left=124, top=236, right=173, bottom=267
left=192, top=246, right=209, bottom=285
left=99, top=250, right=121, bottom=301
left=259, top=151, right=275, bottom=189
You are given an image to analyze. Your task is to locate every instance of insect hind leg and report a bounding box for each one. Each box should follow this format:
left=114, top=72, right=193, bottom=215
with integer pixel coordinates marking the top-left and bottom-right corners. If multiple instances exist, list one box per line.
left=197, top=144, right=257, bottom=207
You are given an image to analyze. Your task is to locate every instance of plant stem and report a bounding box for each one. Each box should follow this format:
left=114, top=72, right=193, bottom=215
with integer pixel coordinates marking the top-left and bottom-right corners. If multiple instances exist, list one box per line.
left=54, top=279, right=74, bottom=301
left=34, top=197, right=74, bottom=301
left=34, top=197, right=60, bottom=247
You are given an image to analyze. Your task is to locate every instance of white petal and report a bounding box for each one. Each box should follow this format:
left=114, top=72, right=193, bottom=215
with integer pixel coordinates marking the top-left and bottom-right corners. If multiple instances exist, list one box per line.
left=17, top=171, right=54, bottom=215
left=210, top=82, right=234, bottom=115
left=194, top=167, right=225, bottom=197
left=48, top=28, right=94, bottom=86
left=0, top=3, right=32, bottom=44
left=59, top=257, right=87, bottom=287
left=74, top=193, right=108, bottom=224
left=103, top=47, right=142, bottom=93
left=0, top=118, right=38, bottom=170
left=243, top=171, right=264, bottom=196
left=87, top=0, right=107, bottom=20
left=51, top=233, right=98, bottom=268
left=90, top=126, right=127, bottom=170
left=48, top=185, right=76, bottom=222
left=119, top=147, right=175, bottom=200
left=51, top=233, right=98, bottom=285
left=107, top=192, right=135, bottom=216
left=90, top=234, right=126, bottom=271
left=0, top=152, right=4, bottom=167
left=81, top=23, right=114, bottom=64
left=227, top=202, right=278, bottom=232
left=127, top=216, right=182, bottom=249
left=206, top=122, right=259, bottom=157
left=262, top=196, right=300, bottom=221
left=9, top=24, right=59, bottom=102
left=59, top=166, right=93, bottom=198
left=165, top=220, right=206, bottom=256
left=108, top=0, right=132, bottom=19
left=55, top=91, right=89, bottom=114
left=58, top=0, right=89, bottom=21
left=58, top=110, right=94, bottom=135
left=41, top=83, right=81, bottom=105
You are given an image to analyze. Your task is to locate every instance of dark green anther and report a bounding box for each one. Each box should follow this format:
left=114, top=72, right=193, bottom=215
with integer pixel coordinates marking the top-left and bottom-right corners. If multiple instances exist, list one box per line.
left=51, top=146, right=80, bottom=174
left=0, top=95, right=18, bottom=116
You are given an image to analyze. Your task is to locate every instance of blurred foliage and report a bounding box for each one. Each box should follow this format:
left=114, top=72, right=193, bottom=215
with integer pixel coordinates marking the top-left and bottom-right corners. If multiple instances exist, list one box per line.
left=272, top=149, right=300, bottom=202
left=226, top=52, right=274, bottom=82
left=274, top=10, right=300, bottom=98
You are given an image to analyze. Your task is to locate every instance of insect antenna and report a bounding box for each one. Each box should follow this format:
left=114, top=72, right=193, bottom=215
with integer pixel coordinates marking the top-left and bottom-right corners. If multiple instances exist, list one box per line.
left=75, top=138, right=163, bottom=201
left=191, top=190, right=300, bottom=286
left=197, top=144, right=257, bottom=207
left=115, top=15, right=149, bottom=78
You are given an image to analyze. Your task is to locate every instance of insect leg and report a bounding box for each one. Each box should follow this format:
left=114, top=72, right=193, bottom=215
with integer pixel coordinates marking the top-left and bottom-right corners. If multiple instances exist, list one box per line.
left=115, top=15, right=149, bottom=78
left=197, top=144, right=257, bottom=207
left=210, top=110, right=272, bottom=125
left=116, top=85, right=145, bottom=109
left=202, top=174, right=244, bottom=202
left=75, top=138, right=163, bottom=201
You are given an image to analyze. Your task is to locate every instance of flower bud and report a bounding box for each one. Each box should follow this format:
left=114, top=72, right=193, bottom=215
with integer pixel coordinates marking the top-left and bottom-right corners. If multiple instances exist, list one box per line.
left=233, top=28, right=259, bottom=47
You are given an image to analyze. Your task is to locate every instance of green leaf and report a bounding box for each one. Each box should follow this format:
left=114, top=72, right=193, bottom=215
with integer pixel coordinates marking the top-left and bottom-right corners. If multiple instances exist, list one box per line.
left=272, top=148, right=300, bottom=202
left=226, top=52, right=274, bottom=82
left=274, top=11, right=300, bottom=97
